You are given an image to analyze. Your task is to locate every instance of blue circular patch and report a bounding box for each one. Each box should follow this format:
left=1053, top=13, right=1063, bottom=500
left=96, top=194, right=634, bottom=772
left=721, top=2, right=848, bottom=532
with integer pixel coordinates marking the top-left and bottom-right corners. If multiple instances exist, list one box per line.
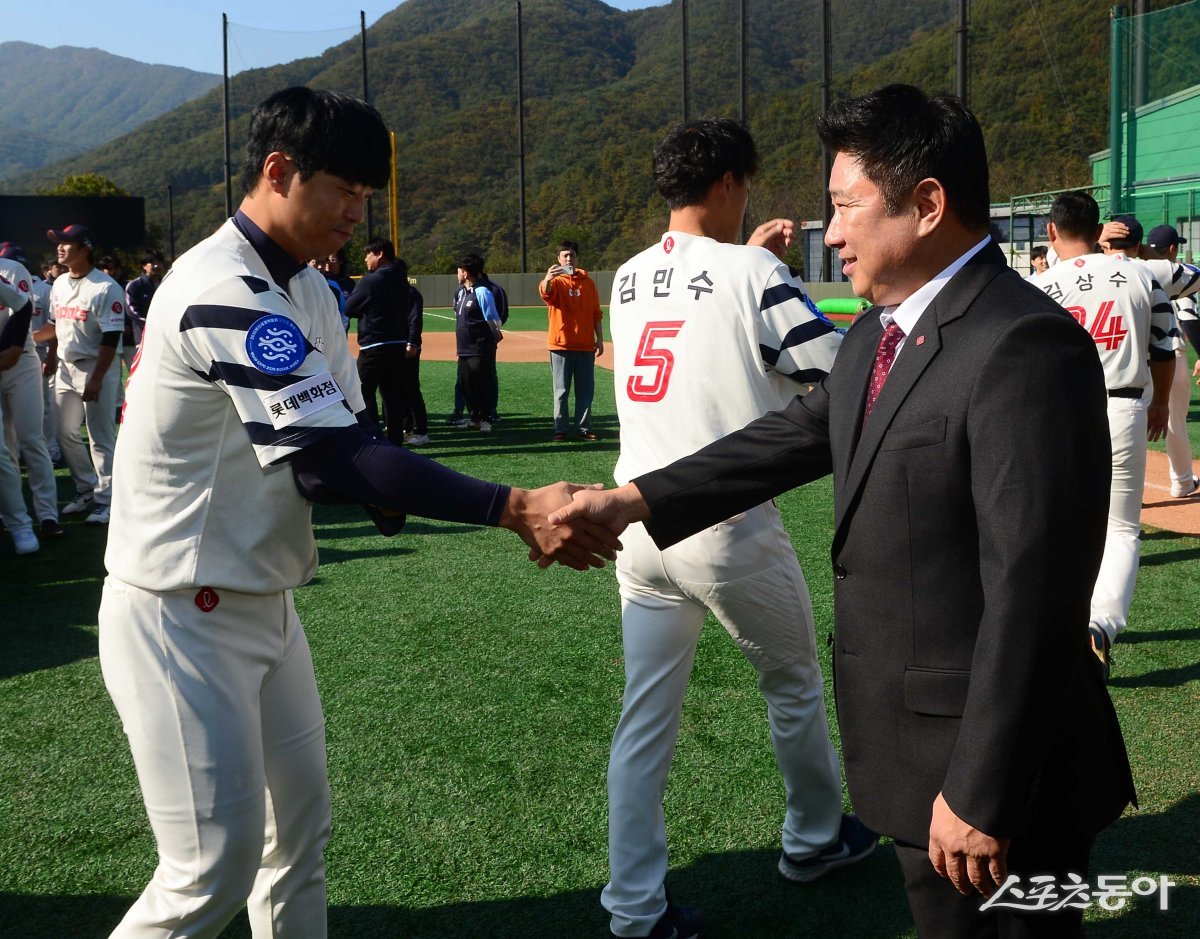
left=245, top=314, right=306, bottom=375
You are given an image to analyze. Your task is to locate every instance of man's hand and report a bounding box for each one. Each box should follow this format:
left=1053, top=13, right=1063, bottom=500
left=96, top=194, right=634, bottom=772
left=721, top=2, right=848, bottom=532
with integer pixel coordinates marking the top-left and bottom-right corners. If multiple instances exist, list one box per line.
left=546, top=482, right=650, bottom=541
left=543, top=264, right=565, bottom=284
left=928, top=792, right=1010, bottom=898
left=500, top=482, right=624, bottom=571
left=1192, top=358, right=1200, bottom=384
left=42, top=350, right=57, bottom=377
left=405, top=344, right=419, bottom=360
left=82, top=372, right=104, bottom=402
left=1099, top=220, right=1129, bottom=250
left=594, top=337, right=604, bottom=357
left=1147, top=401, right=1170, bottom=441
left=748, top=218, right=795, bottom=259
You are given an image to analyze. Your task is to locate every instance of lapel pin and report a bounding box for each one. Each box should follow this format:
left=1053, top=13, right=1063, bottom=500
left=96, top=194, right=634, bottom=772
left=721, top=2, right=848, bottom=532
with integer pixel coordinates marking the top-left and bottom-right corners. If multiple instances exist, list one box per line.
left=916, top=335, right=925, bottom=346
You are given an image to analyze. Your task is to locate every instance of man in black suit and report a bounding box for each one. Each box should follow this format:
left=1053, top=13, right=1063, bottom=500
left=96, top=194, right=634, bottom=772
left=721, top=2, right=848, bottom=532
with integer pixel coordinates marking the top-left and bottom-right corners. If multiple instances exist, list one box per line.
left=549, top=85, right=1135, bottom=937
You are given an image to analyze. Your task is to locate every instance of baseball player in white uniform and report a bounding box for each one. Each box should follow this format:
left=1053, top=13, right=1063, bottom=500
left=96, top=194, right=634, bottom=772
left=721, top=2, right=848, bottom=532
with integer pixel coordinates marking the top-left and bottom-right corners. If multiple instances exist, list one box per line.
left=1032, top=195, right=1175, bottom=675
left=0, top=243, right=61, bottom=538
left=1104, top=220, right=1200, bottom=497
left=98, top=86, right=617, bottom=939
left=602, top=118, right=875, bottom=939
left=0, top=262, right=42, bottom=553
left=42, top=224, right=125, bottom=524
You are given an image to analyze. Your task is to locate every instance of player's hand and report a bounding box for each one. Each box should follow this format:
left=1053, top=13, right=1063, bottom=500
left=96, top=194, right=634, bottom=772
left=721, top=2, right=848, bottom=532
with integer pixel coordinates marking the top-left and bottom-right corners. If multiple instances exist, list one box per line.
left=1192, top=359, right=1200, bottom=385
left=1147, top=402, right=1170, bottom=441
left=42, top=352, right=57, bottom=377
left=82, top=374, right=103, bottom=402
left=1099, top=220, right=1129, bottom=250
left=405, top=344, right=419, bottom=360
left=501, top=482, right=623, bottom=571
left=928, top=792, right=1010, bottom=898
left=547, top=482, right=649, bottom=542
left=748, top=218, right=795, bottom=259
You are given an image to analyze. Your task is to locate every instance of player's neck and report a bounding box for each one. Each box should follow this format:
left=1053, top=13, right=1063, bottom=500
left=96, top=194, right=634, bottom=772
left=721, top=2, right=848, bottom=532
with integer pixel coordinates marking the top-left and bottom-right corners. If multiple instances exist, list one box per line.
left=67, top=261, right=92, bottom=278
left=1052, top=239, right=1095, bottom=261
left=667, top=205, right=738, bottom=243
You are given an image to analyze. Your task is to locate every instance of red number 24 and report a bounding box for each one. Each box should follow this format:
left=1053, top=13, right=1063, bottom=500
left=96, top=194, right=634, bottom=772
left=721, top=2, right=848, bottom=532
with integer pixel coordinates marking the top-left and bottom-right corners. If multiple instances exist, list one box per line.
left=627, top=320, right=685, bottom=402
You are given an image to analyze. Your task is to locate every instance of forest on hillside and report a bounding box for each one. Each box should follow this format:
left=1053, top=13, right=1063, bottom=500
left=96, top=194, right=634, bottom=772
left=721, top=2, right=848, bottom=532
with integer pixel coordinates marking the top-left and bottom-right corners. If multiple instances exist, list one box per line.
left=3, top=0, right=1191, bottom=273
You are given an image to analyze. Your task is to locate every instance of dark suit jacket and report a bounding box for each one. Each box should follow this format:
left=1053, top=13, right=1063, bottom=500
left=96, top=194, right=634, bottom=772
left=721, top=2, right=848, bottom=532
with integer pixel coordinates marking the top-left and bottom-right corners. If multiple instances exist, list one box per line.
left=635, top=241, right=1136, bottom=847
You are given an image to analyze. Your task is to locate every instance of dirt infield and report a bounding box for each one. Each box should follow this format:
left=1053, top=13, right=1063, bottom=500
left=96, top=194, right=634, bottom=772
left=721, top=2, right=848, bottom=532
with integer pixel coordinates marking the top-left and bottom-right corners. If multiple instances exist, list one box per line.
left=350, top=331, right=1200, bottom=536
left=347, top=330, right=613, bottom=369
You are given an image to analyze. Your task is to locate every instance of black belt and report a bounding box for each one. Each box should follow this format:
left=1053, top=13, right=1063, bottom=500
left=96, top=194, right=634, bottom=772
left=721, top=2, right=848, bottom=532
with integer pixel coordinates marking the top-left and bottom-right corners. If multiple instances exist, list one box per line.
left=1108, top=387, right=1143, bottom=399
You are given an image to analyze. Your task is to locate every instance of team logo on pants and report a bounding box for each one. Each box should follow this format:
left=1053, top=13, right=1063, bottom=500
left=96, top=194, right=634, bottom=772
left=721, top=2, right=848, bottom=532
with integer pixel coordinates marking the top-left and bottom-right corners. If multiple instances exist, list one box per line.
left=194, top=587, right=220, bottom=612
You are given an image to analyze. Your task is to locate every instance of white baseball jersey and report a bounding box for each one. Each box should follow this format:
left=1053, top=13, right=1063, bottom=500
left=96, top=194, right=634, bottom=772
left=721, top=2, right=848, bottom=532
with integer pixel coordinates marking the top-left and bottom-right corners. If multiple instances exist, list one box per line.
left=611, top=231, right=842, bottom=485
left=49, top=267, right=125, bottom=364
left=0, top=258, right=36, bottom=359
left=105, top=218, right=365, bottom=595
left=1141, top=257, right=1200, bottom=301
left=1030, top=253, right=1174, bottom=391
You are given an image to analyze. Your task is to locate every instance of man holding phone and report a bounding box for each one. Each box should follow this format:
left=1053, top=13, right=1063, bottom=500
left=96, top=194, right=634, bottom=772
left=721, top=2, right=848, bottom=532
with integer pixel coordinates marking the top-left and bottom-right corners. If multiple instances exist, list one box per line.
left=539, top=240, right=604, bottom=440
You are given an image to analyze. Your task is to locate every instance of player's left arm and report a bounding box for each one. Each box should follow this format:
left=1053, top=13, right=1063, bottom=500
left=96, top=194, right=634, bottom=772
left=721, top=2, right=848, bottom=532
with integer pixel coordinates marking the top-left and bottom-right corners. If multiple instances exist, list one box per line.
left=756, top=261, right=842, bottom=386
left=1147, top=279, right=1176, bottom=440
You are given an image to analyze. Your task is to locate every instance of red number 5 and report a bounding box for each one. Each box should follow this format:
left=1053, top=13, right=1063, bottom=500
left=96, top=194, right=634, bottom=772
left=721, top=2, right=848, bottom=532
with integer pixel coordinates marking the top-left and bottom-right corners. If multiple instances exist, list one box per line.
left=627, top=320, right=685, bottom=402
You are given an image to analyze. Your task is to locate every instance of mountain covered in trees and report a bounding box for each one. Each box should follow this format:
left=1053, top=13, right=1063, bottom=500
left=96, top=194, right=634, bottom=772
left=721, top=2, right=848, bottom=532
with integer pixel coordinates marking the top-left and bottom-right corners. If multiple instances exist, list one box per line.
left=0, top=42, right=220, bottom=181
left=0, top=0, right=1183, bottom=271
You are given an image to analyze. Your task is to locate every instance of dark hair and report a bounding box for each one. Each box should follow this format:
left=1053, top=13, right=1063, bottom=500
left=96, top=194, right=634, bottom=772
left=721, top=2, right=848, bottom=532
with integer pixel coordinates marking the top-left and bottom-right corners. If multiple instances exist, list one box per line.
left=557, top=240, right=580, bottom=255
left=241, top=87, right=390, bottom=196
left=140, top=251, right=164, bottom=266
left=1030, top=245, right=1048, bottom=261
left=392, top=257, right=409, bottom=280
left=817, top=84, right=990, bottom=231
left=652, top=117, right=758, bottom=210
left=365, top=238, right=395, bottom=261
left=458, top=254, right=483, bottom=279
left=1049, top=191, right=1100, bottom=241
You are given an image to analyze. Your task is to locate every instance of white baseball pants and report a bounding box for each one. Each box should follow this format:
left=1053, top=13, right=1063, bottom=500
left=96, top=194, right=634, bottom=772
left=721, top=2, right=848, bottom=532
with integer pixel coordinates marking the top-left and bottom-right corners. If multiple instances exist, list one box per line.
left=99, top=578, right=331, bottom=938
left=604, top=504, right=843, bottom=937
left=55, top=358, right=118, bottom=505
left=1165, top=347, right=1194, bottom=491
left=0, top=384, right=33, bottom=536
left=1090, top=397, right=1147, bottom=644
left=2, top=352, right=58, bottom=522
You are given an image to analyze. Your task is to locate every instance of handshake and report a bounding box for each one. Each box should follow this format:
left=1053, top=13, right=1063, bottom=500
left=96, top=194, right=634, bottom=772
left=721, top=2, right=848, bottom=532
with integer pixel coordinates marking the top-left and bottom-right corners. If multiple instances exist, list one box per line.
left=500, top=482, right=650, bottom=571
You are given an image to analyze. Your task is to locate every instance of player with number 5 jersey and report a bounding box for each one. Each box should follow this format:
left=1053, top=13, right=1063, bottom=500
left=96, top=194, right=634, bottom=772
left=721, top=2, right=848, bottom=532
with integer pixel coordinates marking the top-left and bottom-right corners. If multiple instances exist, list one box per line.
left=602, top=118, right=870, bottom=939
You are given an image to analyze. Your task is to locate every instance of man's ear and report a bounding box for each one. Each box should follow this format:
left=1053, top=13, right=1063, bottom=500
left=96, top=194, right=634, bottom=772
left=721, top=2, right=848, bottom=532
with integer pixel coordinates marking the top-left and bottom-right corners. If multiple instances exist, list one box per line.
left=1046, top=221, right=1059, bottom=247
left=262, top=151, right=293, bottom=193
left=912, top=178, right=947, bottom=237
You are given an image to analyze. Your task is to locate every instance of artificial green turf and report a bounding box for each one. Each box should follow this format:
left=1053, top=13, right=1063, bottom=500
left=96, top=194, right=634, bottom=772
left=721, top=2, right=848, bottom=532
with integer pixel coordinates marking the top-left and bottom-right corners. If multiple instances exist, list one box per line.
left=1, top=359, right=1197, bottom=937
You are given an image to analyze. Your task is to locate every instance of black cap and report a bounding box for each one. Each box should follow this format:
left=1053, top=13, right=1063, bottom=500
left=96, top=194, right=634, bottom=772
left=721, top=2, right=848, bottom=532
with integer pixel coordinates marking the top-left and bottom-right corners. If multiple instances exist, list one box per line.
left=1109, top=214, right=1144, bottom=245
left=1147, top=224, right=1187, bottom=249
left=47, top=224, right=94, bottom=248
left=0, top=242, right=29, bottom=266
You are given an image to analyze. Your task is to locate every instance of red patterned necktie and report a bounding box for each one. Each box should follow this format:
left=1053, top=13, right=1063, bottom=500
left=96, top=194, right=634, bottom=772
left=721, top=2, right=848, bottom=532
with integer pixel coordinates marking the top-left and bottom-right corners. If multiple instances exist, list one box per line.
left=863, top=321, right=906, bottom=423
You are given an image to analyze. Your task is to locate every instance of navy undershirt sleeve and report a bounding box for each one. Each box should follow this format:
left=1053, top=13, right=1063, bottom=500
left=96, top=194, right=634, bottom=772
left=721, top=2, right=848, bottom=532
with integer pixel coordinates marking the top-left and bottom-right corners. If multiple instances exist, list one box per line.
left=0, top=300, right=32, bottom=352
left=291, top=423, right=510, bottom=527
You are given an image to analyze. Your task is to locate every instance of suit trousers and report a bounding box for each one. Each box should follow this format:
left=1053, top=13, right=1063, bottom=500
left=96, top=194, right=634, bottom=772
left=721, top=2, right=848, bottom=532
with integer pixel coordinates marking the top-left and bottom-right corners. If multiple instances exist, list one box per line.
left=549, top=349, right=595, bottom=433
left=1, top=351, right=58, bottom=522
left=894, top=832, right=1093, bottom=939
left=1164, top=347, right=1194, bottom=490
left=604, top=504, right=843, bottom=937
left=55, top=358, right=118, bottom=505
left=1090, top=397, right=1147, bottom=643
left=100, top=577, right=330, bottom=939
